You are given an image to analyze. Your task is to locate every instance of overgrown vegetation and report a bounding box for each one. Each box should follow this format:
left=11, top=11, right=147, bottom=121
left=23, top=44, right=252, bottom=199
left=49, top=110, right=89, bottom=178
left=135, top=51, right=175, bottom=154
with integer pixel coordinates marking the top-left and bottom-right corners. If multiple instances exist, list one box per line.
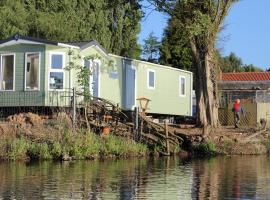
left=194, top=141, right=218, bottom=156
left=262, top=140, right=270, bottom=153
left=0, top=129, right=148, bottom=161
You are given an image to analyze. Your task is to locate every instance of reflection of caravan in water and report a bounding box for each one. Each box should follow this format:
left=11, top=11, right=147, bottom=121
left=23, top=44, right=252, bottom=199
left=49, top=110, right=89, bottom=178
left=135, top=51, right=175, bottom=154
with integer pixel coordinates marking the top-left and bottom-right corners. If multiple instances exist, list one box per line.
left=0, top=34, right=193, bottom=117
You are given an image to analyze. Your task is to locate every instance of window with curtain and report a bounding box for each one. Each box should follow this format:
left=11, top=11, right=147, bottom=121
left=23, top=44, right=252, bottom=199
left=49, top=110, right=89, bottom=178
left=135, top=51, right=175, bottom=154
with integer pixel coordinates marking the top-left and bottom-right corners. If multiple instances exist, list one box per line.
left=1, top=54, right=14, bottom=91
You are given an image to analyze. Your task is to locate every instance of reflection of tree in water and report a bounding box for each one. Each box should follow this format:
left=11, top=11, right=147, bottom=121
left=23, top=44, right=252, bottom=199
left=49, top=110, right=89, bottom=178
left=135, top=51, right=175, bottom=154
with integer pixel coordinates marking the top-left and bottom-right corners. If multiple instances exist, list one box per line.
left=118, top=158, right=151, bottom=199
left=0, top=157, right=183, bottom=199
left=191, top=156, right=270, bottom=200
left=1, top=156, right=269, bottom=199
left=0, top=159, right=150, bottom=199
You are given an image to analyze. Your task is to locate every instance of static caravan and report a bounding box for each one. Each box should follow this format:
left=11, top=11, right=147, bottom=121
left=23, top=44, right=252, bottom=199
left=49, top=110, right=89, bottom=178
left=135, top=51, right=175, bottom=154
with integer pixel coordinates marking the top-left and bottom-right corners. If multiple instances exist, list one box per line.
left=0, top=34, right=192, bottom=117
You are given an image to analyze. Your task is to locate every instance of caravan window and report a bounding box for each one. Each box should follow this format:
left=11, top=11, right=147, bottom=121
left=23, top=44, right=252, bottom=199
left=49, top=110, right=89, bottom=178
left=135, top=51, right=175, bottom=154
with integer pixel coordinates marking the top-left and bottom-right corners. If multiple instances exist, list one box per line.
left=49, top=72, right=64, bottom=89
left=179, top=76, right=186, bottom=96
left=0, top=54, right=15, bottom=91
left=147, top=69, right=155, bottom=89
left=25, top=53, right=40, bottom=90
left=49, top=52, right=64, bottom=90
left=51, top=54, right=63, bottom=69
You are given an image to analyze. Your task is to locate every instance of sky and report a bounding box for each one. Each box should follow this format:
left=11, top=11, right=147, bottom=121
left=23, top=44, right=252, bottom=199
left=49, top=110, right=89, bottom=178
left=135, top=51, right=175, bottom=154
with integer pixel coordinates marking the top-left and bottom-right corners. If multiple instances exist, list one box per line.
left=139, top=0, right=270, bottom=70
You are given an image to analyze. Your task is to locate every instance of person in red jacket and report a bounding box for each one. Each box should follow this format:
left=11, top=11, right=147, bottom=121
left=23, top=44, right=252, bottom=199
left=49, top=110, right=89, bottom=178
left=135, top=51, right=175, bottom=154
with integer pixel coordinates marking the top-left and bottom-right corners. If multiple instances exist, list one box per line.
left=233, top=99, right=244, bottom=128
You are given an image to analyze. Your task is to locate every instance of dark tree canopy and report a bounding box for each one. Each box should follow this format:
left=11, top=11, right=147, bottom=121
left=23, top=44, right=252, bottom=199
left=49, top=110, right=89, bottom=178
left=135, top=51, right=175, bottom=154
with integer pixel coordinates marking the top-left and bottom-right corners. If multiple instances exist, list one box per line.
left=0, top=0, right=142, bottom=58
left=159, top=3, right=194, bottom=71
left=141, top=31, right=161, bottom=63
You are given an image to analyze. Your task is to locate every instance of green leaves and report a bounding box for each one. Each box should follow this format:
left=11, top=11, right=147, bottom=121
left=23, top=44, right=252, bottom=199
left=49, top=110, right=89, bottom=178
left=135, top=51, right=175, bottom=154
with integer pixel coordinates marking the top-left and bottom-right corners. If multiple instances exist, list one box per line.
left=0, top=0, right=141, bottom=58
left=142, top=31, right=161, bottom=63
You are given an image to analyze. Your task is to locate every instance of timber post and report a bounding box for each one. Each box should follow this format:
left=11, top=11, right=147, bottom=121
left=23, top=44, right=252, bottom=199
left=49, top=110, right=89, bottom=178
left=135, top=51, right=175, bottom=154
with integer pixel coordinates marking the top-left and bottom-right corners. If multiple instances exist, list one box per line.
left=72, top=87, right=76, bottom=128
left=165, top=121, right=170, bottom=155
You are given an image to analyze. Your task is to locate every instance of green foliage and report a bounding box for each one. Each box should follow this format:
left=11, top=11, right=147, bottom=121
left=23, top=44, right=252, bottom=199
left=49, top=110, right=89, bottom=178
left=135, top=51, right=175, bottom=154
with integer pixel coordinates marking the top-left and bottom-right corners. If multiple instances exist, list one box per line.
left=65, top=50, right=114, bottom=100
left=219, top=52, right=243, bottom=72
left=242, top=64, right=263, bottom=72
left=6, top=137, right=29, bottom=160
left=195, top=141, right=218, bottom=156
left=262, top=141, right=270, bottom=153
left=0, top=0, right=142, bottom=58
left=159, top=2, right=194, bottom=71
left=29, top=142, right=52, bottom=160
left=218, top=52, right=263, bottom=72
left=142, top=31, right=161, bottom=63
left=0, top=129, right=148, bottom=161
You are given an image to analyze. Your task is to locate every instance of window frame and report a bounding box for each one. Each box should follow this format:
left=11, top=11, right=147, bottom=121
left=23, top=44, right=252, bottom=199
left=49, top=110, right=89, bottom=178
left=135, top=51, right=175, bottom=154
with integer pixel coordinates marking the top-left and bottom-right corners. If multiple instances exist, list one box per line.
left=24, top=52, right=41, bottom=91
left=48, top=52, right=65, bottom=91
left=0, top=53, right=16, bottom=91
left=147, top=69, right=155, bottom=90
left=179, top=75, right=186, bottom=97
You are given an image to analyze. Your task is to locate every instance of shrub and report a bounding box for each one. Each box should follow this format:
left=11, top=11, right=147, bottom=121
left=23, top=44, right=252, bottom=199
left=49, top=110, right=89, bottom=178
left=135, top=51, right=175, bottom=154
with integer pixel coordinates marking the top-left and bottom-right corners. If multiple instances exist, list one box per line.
left=195, top=140, right=218, bottom=156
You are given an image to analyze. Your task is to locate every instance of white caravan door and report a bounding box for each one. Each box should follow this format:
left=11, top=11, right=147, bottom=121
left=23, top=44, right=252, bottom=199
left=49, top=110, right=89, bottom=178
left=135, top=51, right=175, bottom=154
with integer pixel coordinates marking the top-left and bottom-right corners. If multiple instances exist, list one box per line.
left=92, top=61, right=100, bottom=97
left=125, top=64, right=136, bottom=109
left=84, top=59, right=93, bottom=96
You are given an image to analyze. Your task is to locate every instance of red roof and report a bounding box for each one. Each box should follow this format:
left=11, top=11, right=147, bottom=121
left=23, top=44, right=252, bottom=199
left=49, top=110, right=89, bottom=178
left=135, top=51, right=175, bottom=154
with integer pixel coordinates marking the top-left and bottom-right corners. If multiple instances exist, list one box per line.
left=221, top=72, right=270, bottom=81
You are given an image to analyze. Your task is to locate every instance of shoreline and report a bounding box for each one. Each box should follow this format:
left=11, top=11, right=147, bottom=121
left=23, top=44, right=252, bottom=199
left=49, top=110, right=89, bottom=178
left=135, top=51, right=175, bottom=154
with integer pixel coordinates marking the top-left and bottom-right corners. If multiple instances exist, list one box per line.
left=0, top=112, right=269, bottom=161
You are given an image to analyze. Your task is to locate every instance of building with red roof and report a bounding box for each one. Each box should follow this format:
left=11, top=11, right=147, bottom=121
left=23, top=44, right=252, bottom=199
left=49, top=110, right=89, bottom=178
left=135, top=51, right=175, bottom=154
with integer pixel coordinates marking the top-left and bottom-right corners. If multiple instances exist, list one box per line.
left=218, top=72, right=270, bottom=127
left=220, top=72, right=270, bottom=82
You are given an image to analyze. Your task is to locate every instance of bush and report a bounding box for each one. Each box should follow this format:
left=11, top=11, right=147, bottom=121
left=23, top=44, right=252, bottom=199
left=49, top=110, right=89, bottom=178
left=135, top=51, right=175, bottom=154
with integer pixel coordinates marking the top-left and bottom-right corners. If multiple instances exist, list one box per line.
left=29, top=142, right=52, bottom=160
left=195, top=140, right=218, bottom=156
left=6, top=138, right=29, bottom=160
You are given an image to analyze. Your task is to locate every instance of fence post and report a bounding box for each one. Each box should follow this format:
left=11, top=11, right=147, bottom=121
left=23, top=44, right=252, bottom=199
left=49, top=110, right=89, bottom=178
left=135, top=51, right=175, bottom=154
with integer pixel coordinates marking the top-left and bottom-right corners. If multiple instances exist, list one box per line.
left=72, top=88, right=76, bottom=128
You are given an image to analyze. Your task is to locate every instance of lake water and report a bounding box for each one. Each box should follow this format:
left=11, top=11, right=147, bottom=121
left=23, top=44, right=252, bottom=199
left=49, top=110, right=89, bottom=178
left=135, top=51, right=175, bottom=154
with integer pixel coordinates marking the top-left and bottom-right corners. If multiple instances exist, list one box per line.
left=0, top=156, right=270, bottom=200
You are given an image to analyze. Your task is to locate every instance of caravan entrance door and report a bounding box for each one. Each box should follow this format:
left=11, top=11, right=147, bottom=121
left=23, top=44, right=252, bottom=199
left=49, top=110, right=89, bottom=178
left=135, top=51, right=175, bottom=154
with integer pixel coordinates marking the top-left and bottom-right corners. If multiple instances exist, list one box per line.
left=125, top=64, right=136, bottom=109
left=84, top=59, right=100, bottom=98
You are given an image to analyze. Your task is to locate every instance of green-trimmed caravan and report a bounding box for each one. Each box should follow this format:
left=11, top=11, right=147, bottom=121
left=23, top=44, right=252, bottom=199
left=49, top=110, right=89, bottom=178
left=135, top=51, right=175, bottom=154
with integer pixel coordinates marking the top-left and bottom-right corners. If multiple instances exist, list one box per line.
left=0, top=35, right=192, bottom=117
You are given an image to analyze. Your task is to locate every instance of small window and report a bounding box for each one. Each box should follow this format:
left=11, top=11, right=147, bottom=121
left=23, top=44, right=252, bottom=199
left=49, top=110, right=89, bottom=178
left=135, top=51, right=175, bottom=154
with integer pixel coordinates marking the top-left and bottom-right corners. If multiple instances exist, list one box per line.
left=148, top=69, right=155, bottom=89
left=49, top=52, right=65, bottom=90
left=51, top=54, right=63, bottom=69
left=25, top=53, right=40, bottom=90
left=49, top=72, right=64, bottom=89
left=180, top=76, right=186, bottom=96
left=1, top=54, right=15, bottom=91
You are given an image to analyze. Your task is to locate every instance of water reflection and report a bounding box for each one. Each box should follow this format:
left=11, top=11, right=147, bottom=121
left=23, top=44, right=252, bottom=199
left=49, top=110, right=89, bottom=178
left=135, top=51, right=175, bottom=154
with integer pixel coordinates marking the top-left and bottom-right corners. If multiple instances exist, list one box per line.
left=0, top=156, right=269, bottom=199
left=192, top=156, right=270, bottom=200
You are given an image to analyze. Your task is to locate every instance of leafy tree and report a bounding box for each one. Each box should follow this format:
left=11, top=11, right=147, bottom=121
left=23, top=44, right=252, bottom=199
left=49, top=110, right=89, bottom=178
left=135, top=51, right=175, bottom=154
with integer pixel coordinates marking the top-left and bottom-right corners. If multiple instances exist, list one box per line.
left=242, top=64, right=262, bottom=72
left=142, top=32, right=161, bottom=63
left=159, top=3, right=193, bottom=71
left=218, top=52, right=262, bottom=72
left=0, top=1, right=28, bottom=39
left=0, top=0, right=142, bottom=58
left=219, top=52, right=243, bottom=72
left=148, top=0, right=238, bottom=128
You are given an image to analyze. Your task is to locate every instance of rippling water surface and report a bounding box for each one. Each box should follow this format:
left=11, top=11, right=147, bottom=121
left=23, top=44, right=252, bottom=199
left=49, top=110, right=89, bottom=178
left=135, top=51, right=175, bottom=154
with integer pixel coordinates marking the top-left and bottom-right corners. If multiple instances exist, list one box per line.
left=0, top=156, right=270, bottom=199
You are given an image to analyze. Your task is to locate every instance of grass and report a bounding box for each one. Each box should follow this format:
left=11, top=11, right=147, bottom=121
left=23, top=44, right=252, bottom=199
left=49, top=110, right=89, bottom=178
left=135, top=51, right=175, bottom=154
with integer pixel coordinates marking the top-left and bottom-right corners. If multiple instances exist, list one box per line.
left=194, top=140, right=218, bottom=156
left=0, top=129, right=149, bottom=161
left=262, top=140, right=270, bottom=153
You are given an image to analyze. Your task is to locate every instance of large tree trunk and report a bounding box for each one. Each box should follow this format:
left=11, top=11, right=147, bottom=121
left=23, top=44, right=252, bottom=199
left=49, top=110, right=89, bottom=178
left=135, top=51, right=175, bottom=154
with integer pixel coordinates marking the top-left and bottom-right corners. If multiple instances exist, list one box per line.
left=191, top=40, right=219, bottom=129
